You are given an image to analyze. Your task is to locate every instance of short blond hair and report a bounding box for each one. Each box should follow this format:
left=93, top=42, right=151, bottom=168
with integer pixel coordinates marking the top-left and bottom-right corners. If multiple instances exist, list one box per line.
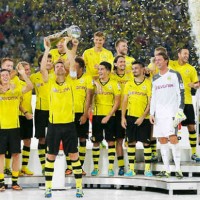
left=94, top=31, right=106, bottom=39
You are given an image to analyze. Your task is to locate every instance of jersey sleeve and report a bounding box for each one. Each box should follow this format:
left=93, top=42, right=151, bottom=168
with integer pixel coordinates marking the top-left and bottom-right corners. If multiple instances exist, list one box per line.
left=190, top=67, right=199, bottom=83
left=123, top=82, right=129, bottom=96
left=86, top=75, right=94, bottom=90
left=113, top=81, right=121, bottom=96
left=175, top=72, right=185, bottom=110
left=150, top=79, right=156, bottom=116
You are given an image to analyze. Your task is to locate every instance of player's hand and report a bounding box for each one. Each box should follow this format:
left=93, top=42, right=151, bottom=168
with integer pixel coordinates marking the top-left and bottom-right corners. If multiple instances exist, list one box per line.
left=44, top=37, right=51, bottom=50
left=188, top=82, right=200, bottom=89
left=0, top=85, right=6, bottom=93
left=173, top=109, right=186, bottom=127
left=134, top=116, right=144, bottom=126
left=79, top=114, right=87, bottom=125
left=16, top=62, right=25, bottom=75
left=101, top=115, right=110, bottom=124
left=144, top=67, right=150, bottom=74
left=72, top=38, right=79, bottom=46
left=94, top=64, right=99, bottom=69
left=121, top=117, right=127, bottom=129
left=93, top=80, right=102, bottom=94
left=24, top=112, right=33, bottom=120
left=150, top=115, right=155, bottom=124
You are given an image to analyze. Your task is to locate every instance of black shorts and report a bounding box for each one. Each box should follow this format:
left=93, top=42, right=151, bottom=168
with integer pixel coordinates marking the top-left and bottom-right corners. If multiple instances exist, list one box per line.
left=114, top=110, right=126, bottom=139
left=34, top=109, right=49, bottom=139
left=181, top=104, right=195, bottom=126
left=46, top=122, right=78, bottom=155
left=92, top=115, right=115, bottom=142
left=126, top=116, right=151, bottom=144
left=0, top=128, right=21, bottom=154
left=19, top=116, right=33, bottom=139
left=75, top=113, right=89, bottom=139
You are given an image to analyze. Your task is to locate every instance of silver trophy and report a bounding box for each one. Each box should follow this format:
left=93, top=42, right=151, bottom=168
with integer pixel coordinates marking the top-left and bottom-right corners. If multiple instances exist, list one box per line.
left=47, top=25, right=81, bottom=46
left=47, top=25, right=81, bottom=40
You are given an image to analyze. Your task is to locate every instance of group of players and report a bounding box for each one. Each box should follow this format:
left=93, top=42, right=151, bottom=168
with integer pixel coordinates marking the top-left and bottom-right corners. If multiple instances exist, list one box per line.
left=0, top=31, right=199, bottom=198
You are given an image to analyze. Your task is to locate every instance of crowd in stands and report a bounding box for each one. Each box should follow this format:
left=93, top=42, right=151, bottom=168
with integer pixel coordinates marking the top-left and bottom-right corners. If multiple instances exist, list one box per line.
left=0, top=0, right=199, bottom=73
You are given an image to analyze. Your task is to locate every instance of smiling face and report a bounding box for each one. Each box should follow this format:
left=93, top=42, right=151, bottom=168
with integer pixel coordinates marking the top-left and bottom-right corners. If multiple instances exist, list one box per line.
left=94, top=36, right=105, bottom=49
left=132, top=64, right=144, bottom=77
left=0, top=70, right=10, bottom=84
left=155, top=55, right=168, bottom=70
left=54, top=62, right=66, bottom=76
left=116, top=41, right=128, bottom=56
left=178, top=49, right=189, bottom=64
left=24, top=64, right=31, bottom=77
left=98, top=65, right=110, bottom=80
left=115, top=56, right=126, bottom=72
left=1, top=60, right=14, bottom=72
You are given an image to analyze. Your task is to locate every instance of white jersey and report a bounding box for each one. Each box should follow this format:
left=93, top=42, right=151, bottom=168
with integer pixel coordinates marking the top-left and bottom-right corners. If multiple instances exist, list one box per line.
left=150, top=69, right=184, bottom=119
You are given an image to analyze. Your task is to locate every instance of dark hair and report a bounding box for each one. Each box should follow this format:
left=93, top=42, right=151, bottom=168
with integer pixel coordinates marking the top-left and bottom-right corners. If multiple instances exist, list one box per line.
left=75, top=57, right=85, bottom=69
left=54, top=59, right=65, bottom=66
left=38, top=54, right=52, bottom=67
left=0, top=68, right=10, bottom=74
left=113, top=55, right=125, bottom=71
left=132, top=61, right=145, bottom=68
left=99, top=61, right=112, bottom=71
left=115, top=38, right=128, bottom=48
left=177, top=46, right=189, bottom=54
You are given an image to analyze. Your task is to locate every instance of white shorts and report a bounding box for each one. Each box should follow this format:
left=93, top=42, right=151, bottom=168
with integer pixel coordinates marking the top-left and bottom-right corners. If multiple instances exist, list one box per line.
left=153, top=118, right=177, bottom=138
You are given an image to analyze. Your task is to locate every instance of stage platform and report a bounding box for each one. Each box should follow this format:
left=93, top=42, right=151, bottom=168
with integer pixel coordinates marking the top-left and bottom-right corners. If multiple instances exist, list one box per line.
left=4, top=161, right=200, bottom=195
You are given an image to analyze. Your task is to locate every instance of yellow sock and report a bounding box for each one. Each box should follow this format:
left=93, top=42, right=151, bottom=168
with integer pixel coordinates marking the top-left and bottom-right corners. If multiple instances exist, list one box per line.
left=108, top=145, right=115, bottom=170
left=127, top=144, right=136, bottom=171
left=0, top=173, right=4, bottom=183
left=5, top=151, right=11, bottom=169
left=117, top=156, right=124, bottom=168
left=150, top=140, right=157, bottom=156
left=79, top=141, right=86, bottom=166
left=66, top=155, right=72, bottom=170
left=22, top=146, right=30, bottom=169
left=45, top=158, right=55, bottom=189
left=71, top=159, right=82, bottom=189
left=92, top=147, right=100, bottom=169
left=189, top=131, right=197, bottom=155
left=38, top=144, right=46, bottom=171
left=12, top=171, right=19, bottom=185
left=144, top=145, right=152, bottom=171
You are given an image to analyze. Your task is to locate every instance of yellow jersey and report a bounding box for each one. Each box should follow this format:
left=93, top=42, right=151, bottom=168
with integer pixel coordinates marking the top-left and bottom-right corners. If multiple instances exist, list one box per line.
left=110, top=72, right=133, bottom=109
left=83, top=47, right=114, bottom=77
left=170, top=60, right=199, bottom=104
left=48, top=77, right=74, bottom=124
left=68, top=74, right=93, bottom=113
left=19, top=80, right=32, bottom=116
left=0, top=85, right=22, bottom=129
left=124, top=78, right=151, bottom=118
left=93, top=78, right=121, bottom=116
left=125, top=55, right=135, bottom=73
left=50, top=48, right=68, bottom=64
left=30, top=72, right=50, bottom=111
left=10, top=75, right=20, bottom=86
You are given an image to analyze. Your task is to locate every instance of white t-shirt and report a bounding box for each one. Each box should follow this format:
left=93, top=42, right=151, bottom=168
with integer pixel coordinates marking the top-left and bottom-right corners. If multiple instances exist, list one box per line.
left=150, top=69, right=184, bottom=119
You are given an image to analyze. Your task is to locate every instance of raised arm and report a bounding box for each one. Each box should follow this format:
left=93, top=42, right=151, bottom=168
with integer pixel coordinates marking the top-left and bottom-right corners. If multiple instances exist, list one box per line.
left=16, top=63, right=33, bottom=94
left=40, top=37, right=51, bottom=83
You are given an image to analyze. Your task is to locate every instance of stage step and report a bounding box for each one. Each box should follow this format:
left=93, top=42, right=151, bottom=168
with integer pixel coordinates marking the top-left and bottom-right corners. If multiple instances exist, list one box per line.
left=4, top=174, right=200, bottom=196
